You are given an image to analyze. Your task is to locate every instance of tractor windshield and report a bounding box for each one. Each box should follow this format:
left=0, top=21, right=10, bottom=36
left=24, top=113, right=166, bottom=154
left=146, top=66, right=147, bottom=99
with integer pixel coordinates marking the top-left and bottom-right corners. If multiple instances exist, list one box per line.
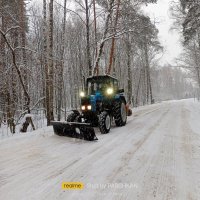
left=87, top=82, right=106, bottom=94
left=87, top=78, right=118, bottom=95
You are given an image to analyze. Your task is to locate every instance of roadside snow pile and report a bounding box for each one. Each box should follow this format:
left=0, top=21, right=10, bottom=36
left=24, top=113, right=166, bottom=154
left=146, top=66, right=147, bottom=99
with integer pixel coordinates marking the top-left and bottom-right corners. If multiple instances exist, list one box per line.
left=0, top=126, right=54, bottom=142
left=0, top=113, right=47, bottom=139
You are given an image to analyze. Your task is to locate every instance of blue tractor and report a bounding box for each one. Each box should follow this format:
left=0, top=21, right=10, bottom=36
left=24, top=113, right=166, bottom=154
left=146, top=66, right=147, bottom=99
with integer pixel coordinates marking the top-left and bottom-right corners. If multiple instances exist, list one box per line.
left=51, top=75, right=132, bottom=141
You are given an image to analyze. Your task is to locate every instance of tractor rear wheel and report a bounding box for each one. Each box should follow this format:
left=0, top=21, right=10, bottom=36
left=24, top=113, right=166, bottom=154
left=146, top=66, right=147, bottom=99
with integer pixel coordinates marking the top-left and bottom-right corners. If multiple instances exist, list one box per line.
left=113, top=100, right=127, bottom=126
left=99, top=111, right=111, bottom=134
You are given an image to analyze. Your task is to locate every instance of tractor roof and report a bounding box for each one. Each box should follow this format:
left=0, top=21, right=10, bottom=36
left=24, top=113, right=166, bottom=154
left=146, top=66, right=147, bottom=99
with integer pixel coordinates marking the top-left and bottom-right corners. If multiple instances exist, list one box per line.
left=87, top=75, right=118, bottom=82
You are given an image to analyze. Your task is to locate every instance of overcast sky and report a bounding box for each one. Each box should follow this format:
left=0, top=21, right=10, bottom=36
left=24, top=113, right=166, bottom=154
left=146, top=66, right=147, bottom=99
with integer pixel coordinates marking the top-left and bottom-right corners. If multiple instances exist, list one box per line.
left=143, top=0, right=182, bottom=65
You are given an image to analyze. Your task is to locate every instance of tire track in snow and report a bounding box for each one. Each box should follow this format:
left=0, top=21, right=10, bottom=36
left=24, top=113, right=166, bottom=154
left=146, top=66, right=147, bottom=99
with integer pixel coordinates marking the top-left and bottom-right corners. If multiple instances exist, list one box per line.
left=105, top=107, right=170, bottom=183
left=137, top=103, right=200, bottom=200
left=92, top=106, right=171, bottom=200
left=180, top=106, right=200, bottom=200
left=137, top=104, right=179, bottom=200
left=133, top=107, right=162, bottom=119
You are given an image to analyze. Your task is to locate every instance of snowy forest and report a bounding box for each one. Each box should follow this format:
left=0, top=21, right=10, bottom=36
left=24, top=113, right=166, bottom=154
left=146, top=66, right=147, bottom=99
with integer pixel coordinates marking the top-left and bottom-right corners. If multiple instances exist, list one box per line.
left=0, top=0, right=199, bottom=134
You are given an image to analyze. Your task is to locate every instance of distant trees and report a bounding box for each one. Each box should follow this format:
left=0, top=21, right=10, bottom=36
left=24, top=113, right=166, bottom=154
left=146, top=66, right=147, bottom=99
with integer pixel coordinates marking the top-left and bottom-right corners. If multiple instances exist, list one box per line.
left=151, top=65, right=194, bottom=101
left=170, top=0, right=200, bottom=97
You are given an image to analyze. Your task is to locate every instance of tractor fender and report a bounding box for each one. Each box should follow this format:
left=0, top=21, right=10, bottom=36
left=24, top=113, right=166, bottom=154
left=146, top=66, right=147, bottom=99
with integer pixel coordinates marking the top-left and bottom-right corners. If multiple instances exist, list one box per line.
left=125, top=103, right=132, bottom=116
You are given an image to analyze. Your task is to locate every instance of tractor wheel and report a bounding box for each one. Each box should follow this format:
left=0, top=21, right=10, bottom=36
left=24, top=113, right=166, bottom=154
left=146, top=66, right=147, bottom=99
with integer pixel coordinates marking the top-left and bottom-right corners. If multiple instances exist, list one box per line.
left=99, top=111, right=111, bottom=134
left=67, top=112, right=79, bottom=122
left=113, top=100, right=127, bottom=126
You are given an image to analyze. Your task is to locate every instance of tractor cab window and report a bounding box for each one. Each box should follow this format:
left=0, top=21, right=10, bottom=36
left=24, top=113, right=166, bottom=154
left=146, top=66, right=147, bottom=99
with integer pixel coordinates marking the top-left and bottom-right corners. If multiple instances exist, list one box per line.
left=99, top=84, right=102, bottom=90
left=94, top=83, right=97, bottom=91
left=88, top=82, right=100, bottom=94
left=87, top=81, right=108, bottom=94
left=88, top=82, right=93, bottom=94
left=114, top=80, right=118, bottom=87
left=113, top=80, right=118, bottom=91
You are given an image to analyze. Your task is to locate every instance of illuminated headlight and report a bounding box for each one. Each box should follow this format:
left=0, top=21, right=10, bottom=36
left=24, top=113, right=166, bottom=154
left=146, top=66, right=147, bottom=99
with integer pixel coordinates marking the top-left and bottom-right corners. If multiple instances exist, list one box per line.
left=107, top=88, right=113, bottom=95
left=80, top=91, right=85, bottom=97
left=87, top=105, right=92, bottom=110
left=81, top=105, right=86, bottom=110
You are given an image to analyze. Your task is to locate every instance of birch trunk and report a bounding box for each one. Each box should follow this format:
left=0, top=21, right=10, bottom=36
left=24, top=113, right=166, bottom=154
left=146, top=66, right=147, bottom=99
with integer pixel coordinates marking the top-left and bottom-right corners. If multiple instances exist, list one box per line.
left=48, top=0, right=54, bottom=122
left=57, top=0, right=67, bottom=121
left=85, top=0, right=92, bottom=76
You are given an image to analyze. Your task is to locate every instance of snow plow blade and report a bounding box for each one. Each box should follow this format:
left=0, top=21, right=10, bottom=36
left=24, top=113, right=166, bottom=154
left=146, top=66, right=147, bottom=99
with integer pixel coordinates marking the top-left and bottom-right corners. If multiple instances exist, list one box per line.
left=51, top=121, right=98, bottom=141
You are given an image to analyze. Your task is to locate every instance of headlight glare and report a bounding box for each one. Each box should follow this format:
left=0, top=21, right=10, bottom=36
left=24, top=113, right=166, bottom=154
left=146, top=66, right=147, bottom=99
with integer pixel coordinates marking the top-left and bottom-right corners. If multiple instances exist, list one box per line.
left=107, top=88, right=113, bottom=95
left=80, top=91, right=85, bottom=97
left=87, top=105, right=92, bottom=110
left=81, top=105, right=86, bottom=110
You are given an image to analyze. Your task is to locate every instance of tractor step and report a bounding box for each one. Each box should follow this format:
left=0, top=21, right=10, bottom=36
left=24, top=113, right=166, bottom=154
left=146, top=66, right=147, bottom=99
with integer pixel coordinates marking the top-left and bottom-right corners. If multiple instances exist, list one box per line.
left=51, top=121, right=98, bottom=141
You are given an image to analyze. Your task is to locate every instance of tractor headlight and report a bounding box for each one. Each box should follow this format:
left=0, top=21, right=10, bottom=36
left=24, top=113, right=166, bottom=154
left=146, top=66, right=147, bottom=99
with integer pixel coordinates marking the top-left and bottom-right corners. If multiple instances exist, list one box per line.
left=81, top=105, right=86, bottom=110
left=80, top=91, right=85, bottom=97
left=87, top=105, right=92, bottom=110
left=106, top=88, right=113, bottom=95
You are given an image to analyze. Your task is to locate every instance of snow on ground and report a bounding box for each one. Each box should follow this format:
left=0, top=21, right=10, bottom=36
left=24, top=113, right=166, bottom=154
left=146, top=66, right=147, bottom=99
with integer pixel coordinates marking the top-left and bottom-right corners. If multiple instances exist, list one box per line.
left=0, top=113, right=47, bottom=139
left=0, top=99, right=200, bottom=200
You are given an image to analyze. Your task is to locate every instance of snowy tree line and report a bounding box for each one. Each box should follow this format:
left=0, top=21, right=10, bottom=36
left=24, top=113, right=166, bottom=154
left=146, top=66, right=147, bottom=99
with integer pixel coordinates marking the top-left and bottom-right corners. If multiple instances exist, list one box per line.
left=0, top=0, right=195, bottom=133
left=171, top=0, right=200, bottom=98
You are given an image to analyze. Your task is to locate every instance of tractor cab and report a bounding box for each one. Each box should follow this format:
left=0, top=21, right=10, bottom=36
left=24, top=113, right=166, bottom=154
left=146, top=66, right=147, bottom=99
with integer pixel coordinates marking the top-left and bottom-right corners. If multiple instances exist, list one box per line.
left=79, top=74, right=126, bottom=120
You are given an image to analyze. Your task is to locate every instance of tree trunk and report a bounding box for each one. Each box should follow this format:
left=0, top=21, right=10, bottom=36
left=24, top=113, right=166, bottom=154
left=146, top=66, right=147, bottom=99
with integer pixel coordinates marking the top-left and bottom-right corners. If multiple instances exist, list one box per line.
left=93, top=0, right=98, bottom=74
left=20, top=116, right=35, bottom=133
left=93, top=0, right=115, bottom=75
left=135, top=68, right=142, bottom=107
left=107, top=0, right=120, bottom=75
left=19, top=0, right=27, bottom=81
left=57, top=0, right=67, bottom=121
left=43, top=0, right=51, bottom=125
left=85, top=0, right=92, bottom=76
left=48, top=0, right=54, bottom=123
left=126, top=36, right=132, bottom=104
left=144, top=37, right=153, bottom=104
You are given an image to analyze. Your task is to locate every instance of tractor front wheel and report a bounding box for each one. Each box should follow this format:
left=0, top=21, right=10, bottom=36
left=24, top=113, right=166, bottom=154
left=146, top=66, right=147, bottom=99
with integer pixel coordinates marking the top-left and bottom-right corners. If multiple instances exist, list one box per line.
left=113, top=100, right=127, bottom=126
left=99, top=111, right=111, bottom=134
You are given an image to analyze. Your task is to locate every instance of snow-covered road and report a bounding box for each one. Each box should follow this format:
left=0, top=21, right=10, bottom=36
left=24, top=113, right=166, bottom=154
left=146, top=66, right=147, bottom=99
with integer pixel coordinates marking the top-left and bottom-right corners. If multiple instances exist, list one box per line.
left=1, top=99, right=200, bottom=200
